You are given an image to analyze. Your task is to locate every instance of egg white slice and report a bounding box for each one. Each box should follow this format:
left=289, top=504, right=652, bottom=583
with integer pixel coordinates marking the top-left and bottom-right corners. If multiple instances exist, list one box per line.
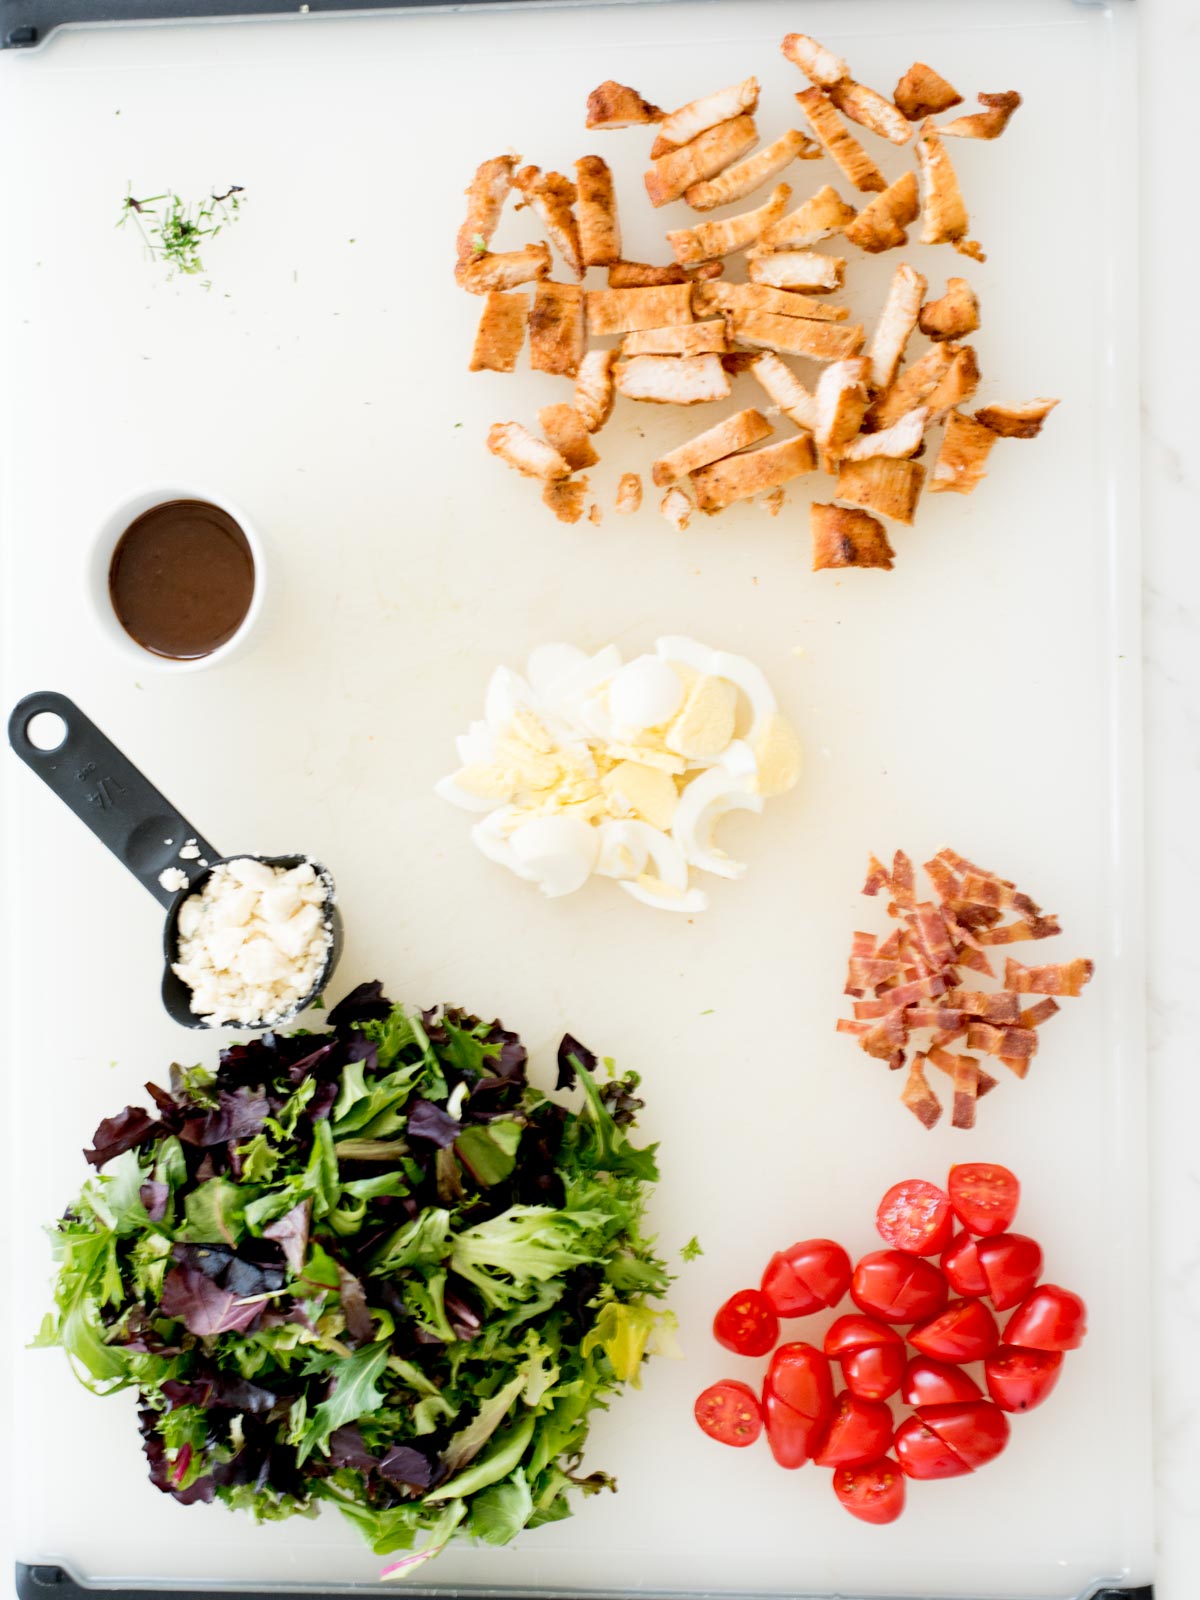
left=594, top=820, right=651, bottom=880
left=621, top=878, right=710, bottom=914
left=434, top=775, right=507, bottom=814
left=672, top=765, right=764, bottom=880
left=711, top=649, right=778, bottom=747
left=484, top=666, right=536, bottom=734
left=471, top=809, right=541, bottom=879
left=509, top=815, right=598, bottom=898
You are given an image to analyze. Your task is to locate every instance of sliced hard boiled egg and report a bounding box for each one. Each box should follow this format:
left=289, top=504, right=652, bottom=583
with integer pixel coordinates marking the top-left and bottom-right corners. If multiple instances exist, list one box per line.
left=508, top=814, right=598, bottom=898
left=753, top=712, right=802, bottom=797
left=435, top=773, right=508, bottom=813
left=594, top=820, right=651, bottom=880
left=656, top=635, right=719, bottom=676
left=455, top=719, right=495, bottom=767
left=484, top=666, right=535, bottom=734
left=601, top=760, right=679, bottom=829
left=711, top=648, right=778, bottom=747
left=621, top=874, right=710, bottom=914
left=470, top=809, right=541, bottom=879
left=608, top=654, right=686, bottom=731
left=665, top=675, right=738, bottom=760
left=673, top=766, right=764, bottom=879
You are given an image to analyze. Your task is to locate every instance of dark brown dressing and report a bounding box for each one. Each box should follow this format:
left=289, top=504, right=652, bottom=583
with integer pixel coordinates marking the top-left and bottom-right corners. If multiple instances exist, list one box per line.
left=109, top=499, right=255, bottom=660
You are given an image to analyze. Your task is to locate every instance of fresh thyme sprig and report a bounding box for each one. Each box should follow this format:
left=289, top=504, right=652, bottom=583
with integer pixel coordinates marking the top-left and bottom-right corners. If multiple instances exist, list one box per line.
left=118, top=185, right=246, bottom=281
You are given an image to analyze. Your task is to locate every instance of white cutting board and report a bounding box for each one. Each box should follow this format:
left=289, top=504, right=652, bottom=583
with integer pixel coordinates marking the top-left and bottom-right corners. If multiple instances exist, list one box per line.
left=1, top=1, right=1150, bottom=1595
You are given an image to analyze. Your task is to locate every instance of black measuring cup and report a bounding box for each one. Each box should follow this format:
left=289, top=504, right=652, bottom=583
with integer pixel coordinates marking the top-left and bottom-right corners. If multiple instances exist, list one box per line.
left=7, top=690, right=343, bottom=1029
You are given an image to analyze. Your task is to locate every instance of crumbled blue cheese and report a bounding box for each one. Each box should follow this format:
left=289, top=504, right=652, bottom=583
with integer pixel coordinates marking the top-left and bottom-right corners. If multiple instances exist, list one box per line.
left=178, top=839, right=201, bottom=861
left=171, top=857, right=333, bottom=1027
left=158, top=866, right=189, bottom=894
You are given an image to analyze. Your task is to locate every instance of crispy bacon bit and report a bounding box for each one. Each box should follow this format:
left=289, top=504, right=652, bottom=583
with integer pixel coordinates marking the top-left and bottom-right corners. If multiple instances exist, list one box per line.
left=541, top=476, right=589, bottom=524
left=514, top=166, right=582, bottom=279
left=652, top=75, right=760, bottom=156
left=811, top=503, right=894, bottom=571
left=928, top=409, right=998, bottom=495
left=469, top=291, right=529, bottom=373
left=907, top=1006, right=964, bottom=1030
left=863, top=855, right=889, bottom=895
left=529, top=282, right=586, bottom=377
left=652, top=407, right=774, bottom=488
left=667, top=184, right=792, bottom=265
left=915, top=120, right=983, bottom=259
left=686, top=129, right=818, bottom=211
left=901, top=1054, right=943, bottom=1129
left=836, top=1017, right=870, bottom=1038
left=836, top=456, right=925, bottom=525
left=794, top=87, right=887, bottom=193
left=919, top=277, right=980, bottom=342
left=614, top=473, right=642, bottom=515
left=758, top=184, right=858, bottom=251
left=575, top=156, right=623, bottom=267
left=866, top=263, right=927, bottom=393
left=695, top=280, right=849, bottom=323
left=842, top=171, right=920, bottom=254
left=958, top=872, right=1041, bottom=914
left=781, top=32, right=849, bottom=88
left=845, top=956, right=905, bottom=997
left=1019, top=998, right=1061, bottom=1030
left=974, top=398, right=1060, bottom=438
left=645, top=115, right=759, bottom=208
left=487, top=421, right=570, bottom=482
left=455, top=154, right=518, bottom=275
left=891, top=850, right=916, bottom=907
left=1004, top=958, right=1095, bottom=998
left=877, top=929, right=901, bottom=958
left=946, top=989, right=1021, bottom=1024
left=729, top=310, right=864, bottom=361
left=861, top=1008, right=909, bottom=1062
left=586, top=80, right=664, bottom=129
left=967, top=1024, right=1038, bottom=1060
left=828, top=80, right=913, bottom=145
left=573, top=348, right=619, bottom=433
left=975, top=916, right=1063, bottom=946
left=941, top=90, right=1023, bottom=141
left=659, top=485, right=693, bottom=532
left=851, top=931, right=878, bottom=957
left=691, top=434, right=817, bottom=512
left=894, top=62, right=962, bottom=121
left=887, top=974, right=950, bottom=1008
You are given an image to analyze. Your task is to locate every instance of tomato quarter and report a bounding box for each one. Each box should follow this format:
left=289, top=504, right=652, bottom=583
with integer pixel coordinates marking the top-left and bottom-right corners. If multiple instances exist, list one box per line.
left=875, top=1179, right=953, bottom=1257
left=918, top=1400, right=1010, bottom=1471
left=894, top=1414, right=971, bottom=1480
left=948, top=1163, right=1020, bottom=1237
left=713, top=1288, right=779, bottom=1357
left=909, top=1298, right=1000, bottom=1364
left=761, top=1239, right=852, bottom=1318
left=813, top=1391, right=894, bottom=1468
left=985, top=1345, right=1064, bottom=1413
left=833, top=1457, right=906, bottom=1525
left=902, top=1356, right=982, bottom=1407
left=694, top=1380, right=763, bottom=1446
left=763, top=1342, right=834, bottom=1469
left=977, top=1233, right=1044, bottom=1312
left=823, top=1314, right=906, bottom=1401
left=851, top=1250, right=949, bottom=1325
left=1002, top=1285, right=1087, bottom=1351
left=940, top=1230, right=988, bottom=1297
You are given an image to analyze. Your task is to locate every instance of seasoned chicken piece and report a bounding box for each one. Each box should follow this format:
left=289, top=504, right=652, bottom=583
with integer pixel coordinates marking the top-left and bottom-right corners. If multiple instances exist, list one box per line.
left=608, top=259, right=725, bottom=287
left=468, top=291, right=528, bottom=373
left=455, top=154, right=518, bottom=274
left=747, top=249, right=844, bottom=291
left=695, top=280, right=848, bottom=322
left=839, top=406, right=929, bottom=461
left=542, top=477, right=590, bottom=523
left=574, top=348, right=619, bottom=432
left=691, top=434, right=816, bottom=511
left=843, top=171, right=920, bottom=254
left=660, top=486, right=693, bottom=531
left=811, top=502, right=895, bottom=570
left=757, top=183, right=857, bottom=251
left=866, top=263, right=927, bottom=392
left=829, top=80, right=913, bottom=145
left=836, top=456, right=926, bottom=524
left=918, top=276, right=980, bottom=342
left=749, top=352, right=818, bottom=431
left=513, top=166, right=582, bottom=279
left=623, top=320, right=728, bottom=356
left=941, top=91, right=1022, bottom=141
left=925, top=344, right=980, bottom=421
left=458, top=243, right=551, bottom=295
left=652, top=407, right=774, bottom=486
left=916, top=121, right=983, bottom=258
left=586, top=283, right=694, bottom=336
left=652, top=76, right=760, bottom=155
left=781, top=32, right=849, bottom=88
left=537, top=403, right=599, bottom=470
left=973, top=397, right=1059, bottom=438
left=814, top=358, right=872, bottom=450
left=795, top=87, right=886, bottom=192
left=894, top=62, right=962, bottom=121
left=928, top=409, right=998, bottom=494
left=586, top=80, right=664, bottom=128
left=488, top=422, right=570, bottom=482
left=868, top=342, right=955, bottom=431
left=645, top=114, right=758, bottom=207
left=730, top=309, right=864, bottom=361
left=575, top=156, right=622, bottom=267
left=685, top=129, right=818, bottom=210
left=667, top=184, right=791, bottom=264
left=614, top=353, right=732, bottom=405
left=615, top=473, right=643, bottom=513
left=529, top=281, right=586, bottom=376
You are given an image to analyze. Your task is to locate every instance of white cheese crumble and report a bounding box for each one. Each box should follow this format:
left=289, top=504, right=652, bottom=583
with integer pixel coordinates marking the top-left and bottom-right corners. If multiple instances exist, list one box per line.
left=158, top=866, right=189, bottom=894
left=178, top=839, right=201, bottom=861
left=171, top=857, right=334, bottom=1027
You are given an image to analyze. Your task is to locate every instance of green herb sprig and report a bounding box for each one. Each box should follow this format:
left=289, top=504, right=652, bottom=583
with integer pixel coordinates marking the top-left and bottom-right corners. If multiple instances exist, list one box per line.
left=118, top=185, right=246, bottom=281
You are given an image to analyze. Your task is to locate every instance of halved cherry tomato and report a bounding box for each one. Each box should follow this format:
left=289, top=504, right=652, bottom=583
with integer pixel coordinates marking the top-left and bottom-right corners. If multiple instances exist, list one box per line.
left=713, top=1288, right=779, bottom=1357
left=977, top=1233, right=1044, bottom=1312
left=902, top=1356, right=982, bottom=1407
left=850, top=1250, right=949, bottom=1325
left=694, top=1380, right=763, bottom=1446
left=918, top=1400, right=1010, bottom=1471
left=823, top=1314, right=907, bottom=1402
left=941, top=1230, right=988, bottom=1297
left=1002, top=1285, right=1087, bottom=1351
left=985, top=1345, right=1064, bottom=1413
left=832, top=1457, right=906, bottom=1525
left=763, top=1342, right=834, bottom=1469
left=761, top=1239, right=852, bottom=1318
left=948, top=1163, right=1020, bottom=1237
left=813, top=1390, right=894, bottom=1468
left=909, top=1298, right=999, bottom=1364
left=893, top=1414, right=971, bottom=1479
left=875, top=1180, right=953, bottom=1257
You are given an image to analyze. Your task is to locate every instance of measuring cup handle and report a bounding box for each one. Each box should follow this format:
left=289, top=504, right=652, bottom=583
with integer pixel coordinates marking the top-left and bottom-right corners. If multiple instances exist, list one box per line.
left=7, top=691, right=221, bottom=909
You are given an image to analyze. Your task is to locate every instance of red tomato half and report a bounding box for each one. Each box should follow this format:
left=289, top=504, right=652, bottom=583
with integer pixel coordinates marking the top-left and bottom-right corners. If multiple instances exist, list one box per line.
left=919, top=1401, right=1010, bottom=1471
left=977, top=1233, right=1044, bottom=1312
left=941, top=1231, right=988, bottom=1297
left=761, top=1239, right=852, bottom=1318
left=902, top=1356, right=982, bottom=1407
left=985, top=1345, right=1064, bottom=1413
left=764, top=1343, right=834, bottom=1469
left=851, top=1250, right=949, bottom=1325
left=824, top=1315, right=907, bottom=1402
left=713, top=1288, right=779, bottom=1357
left=823, top=1314, right=905, bottom=1357
left=909, top=1298, right=1000, bottom=1364
left=875, top=1180, right=953, bottom=1257
left=695, top=1380, right=763, bottom=1446
left=1003, top=1285, right=1087, bottom=1351
left=813, top=1391, right=894, bottom=1468
left=833, top=1457, right=906, bottom=1525
left=894, top=1414, right=971, bottom=1480
left=948, top=1163, right=1020, bottom=1237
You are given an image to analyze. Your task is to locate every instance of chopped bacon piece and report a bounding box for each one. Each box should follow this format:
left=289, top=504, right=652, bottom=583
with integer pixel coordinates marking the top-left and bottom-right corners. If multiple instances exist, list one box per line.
left=851, top=931, right=879, bottom=957
left=940, top=90, right=1022, bottom=141
left=936, top=847, right=1013, bottom=885
left=836, top=1017, right=870, bottom=1037
left=890, top=850, right=916, bottom=908
left=882, top=974, right=949, bottom=1008
left=861, top=1009, right=909, bottom=1062
left=907, top=1006, right=965, bottom=1031
left=975, top=915, right=1063, bottom=945
left=999, top=1056, right=1030, bottom=1080
left=966, top=1024, right=1038, bottom=1060
left=1018, top=998, right=1061, bottom=1030
left=893, top=62, right=962, bottom=121
left=876, top=928, right=901, bottom=958
left=924, top=855, right=962, bottom=902
left=863, top=855, right=890, bottom=895
left=901, top=1054, right=943, bottom=1130
left=1004, top=958, right=1095, bottom=998
left=913, top=902, right=956, bottom=969
left=945, top=989, right=1021, bottom=1024
left=958, top=872, right=1041, bottom=915
left=930, top=1023, right=968, bottom=1049
left=852, top=998, right=894, bottom=1021
left=950, top=944, right=992, bottom=979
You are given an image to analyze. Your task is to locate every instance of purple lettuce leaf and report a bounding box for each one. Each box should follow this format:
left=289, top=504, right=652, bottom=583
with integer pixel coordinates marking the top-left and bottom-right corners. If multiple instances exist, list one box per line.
left=139, top=1181, right=169, bottom=1222
left=263, top=1200, right=311, bottom=1277
left=178, top=1088, right=269, bottom=1148
left=326, top=1424, right=378, bottom=1472
left=406, top=1099, right=462, bottom=1148
left=160, top=1372, right=278, bottom=1414
left=328, top=981, right=393, bottom=1031
left=335, top=1264, right=376, bottom=1346
left=378, top=1444, right=439, bottom=1491
left=555, top=1033, right=596, bottom=1092
left=83, top=1106, right=161, bottom=1169
left=159, top=1263, right=266, bottom=1336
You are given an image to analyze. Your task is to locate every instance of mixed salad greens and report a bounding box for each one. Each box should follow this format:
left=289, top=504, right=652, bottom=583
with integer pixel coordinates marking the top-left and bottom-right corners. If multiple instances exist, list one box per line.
left=37, top=982, right=674, bottom=1574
